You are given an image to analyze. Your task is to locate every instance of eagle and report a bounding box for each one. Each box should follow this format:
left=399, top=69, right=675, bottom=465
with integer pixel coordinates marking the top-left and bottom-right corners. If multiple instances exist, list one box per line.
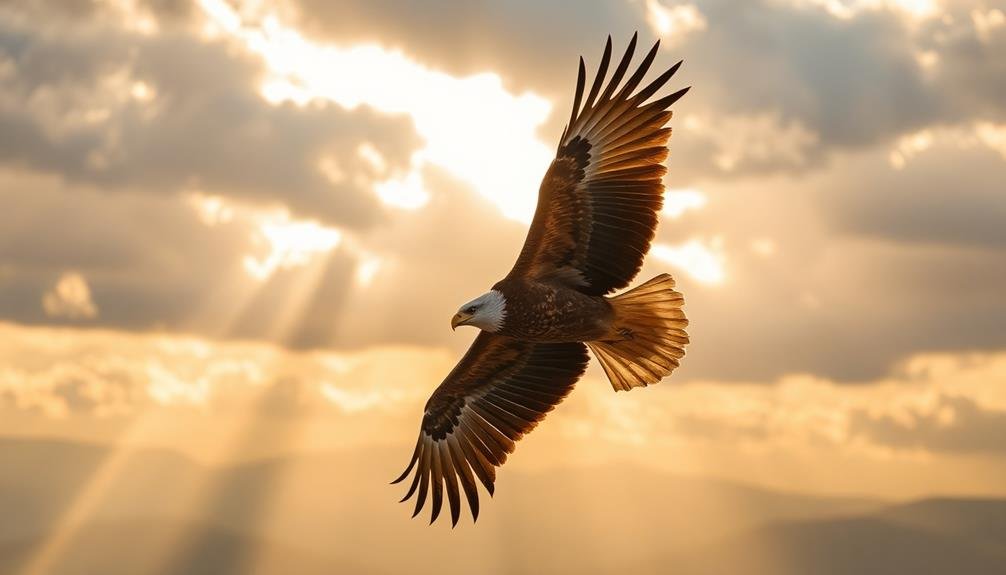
left=393, top=34, right=690, bottom=526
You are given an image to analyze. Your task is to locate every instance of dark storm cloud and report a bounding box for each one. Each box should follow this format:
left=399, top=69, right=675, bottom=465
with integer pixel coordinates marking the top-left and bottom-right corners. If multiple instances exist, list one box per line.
left=0, top=15, right=420, bottom=228
left=849, top=394, right=1006, bottom=455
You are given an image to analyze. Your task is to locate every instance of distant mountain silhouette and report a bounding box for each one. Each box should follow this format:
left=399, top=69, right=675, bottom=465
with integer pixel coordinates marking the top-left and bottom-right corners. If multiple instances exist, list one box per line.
left=0, top=437, right=204, bottom=539
left=0, top=520, right=375, bottom=575
left=632, top=499, right=1006, bottom=575
left=877, top=497, right=1006, bottom=550
left=1, top=436, right=1001, bottom=575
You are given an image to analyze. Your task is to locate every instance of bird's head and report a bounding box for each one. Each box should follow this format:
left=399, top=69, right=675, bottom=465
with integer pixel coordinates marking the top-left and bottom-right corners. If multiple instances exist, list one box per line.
left=451, top=290, right=507, bottom=332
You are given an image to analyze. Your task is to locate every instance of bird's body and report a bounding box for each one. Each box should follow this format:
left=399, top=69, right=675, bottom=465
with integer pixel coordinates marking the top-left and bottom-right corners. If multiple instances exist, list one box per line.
left=394, top=33, right=691, bottom=526
left=491, top=278, right=612, bottom=342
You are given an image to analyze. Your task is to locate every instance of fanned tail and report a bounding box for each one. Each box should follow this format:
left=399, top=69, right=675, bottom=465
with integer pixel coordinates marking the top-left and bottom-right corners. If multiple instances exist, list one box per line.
left=587, top=273, right=688, bottom=391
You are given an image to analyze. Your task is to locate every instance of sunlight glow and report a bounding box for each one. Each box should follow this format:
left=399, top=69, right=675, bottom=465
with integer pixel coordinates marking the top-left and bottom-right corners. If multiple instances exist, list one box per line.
left=889, top=129, right=933, bottom=169
left=372, top=157, right=430, bottom=210
left=244, top=217, right=342, bottom=280
left=651, top=238, right=727, bottom=285
left=357, top=142, right=388, bottom=173
left=645, top=0, right=708, bottom=41
left=975, top=122, right=1006, bottom=160
left=662, top=188, right=707, bottom=218
left=792, top=0, right=937, bottom=21
left=750, top=238, right=777, bottom=257
left=319, top=383, right=389, bottom=413
left=188, top=192, right=345, bottom=281
left=15, top=420, right=158, bottom=575
left=354, top=255, right=383, bottom=287
left=972, top=8, right=1006, bottom=43
left=130, top=81, right=155, bottom=102
left=146, top=361, right=211, bottom=406
left=187, top=192, right=235, bottom=226
left=197, top=0, right=554, bottom=223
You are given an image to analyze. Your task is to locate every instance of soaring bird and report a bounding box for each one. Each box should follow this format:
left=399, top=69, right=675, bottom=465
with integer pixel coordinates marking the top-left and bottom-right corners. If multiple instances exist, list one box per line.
left=393, top=34, right=690, bottom=526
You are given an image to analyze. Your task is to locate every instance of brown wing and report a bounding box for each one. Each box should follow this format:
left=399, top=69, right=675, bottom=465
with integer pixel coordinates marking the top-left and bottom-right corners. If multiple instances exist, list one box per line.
left=509, top=34, right=689, bottom=295
left=392, top=332, right=589, bottom=526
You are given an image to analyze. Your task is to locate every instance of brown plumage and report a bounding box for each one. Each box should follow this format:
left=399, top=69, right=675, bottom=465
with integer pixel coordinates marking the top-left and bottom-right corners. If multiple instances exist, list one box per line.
left=393, top=33, right=690, bottom=526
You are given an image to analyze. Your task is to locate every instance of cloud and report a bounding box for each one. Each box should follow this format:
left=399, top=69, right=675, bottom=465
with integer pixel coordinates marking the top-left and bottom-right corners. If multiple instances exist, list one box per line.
left=0, top=8, right=420, bottom=228
left=848, top=394, right=1006, bottom=455
left=4, top=319, right=1006, bottom=460
left=0, top=0, right=1004, bottom=389
left=285, top=0, right=646, bottom=100
left=0, top=163, right=522, bottom=352
left=1, top=320, right=1005, bottom=497
left=0, top=321, right=448, bottom=421
left=824, top=134, right=1006, bottom=250
left=0, top=169, right=257, bottom=330
left=644, top=0, right=708, bottom=40
left=41, top=272, right=98, bottom=319
left=283, top=0, right=1004, bottom=183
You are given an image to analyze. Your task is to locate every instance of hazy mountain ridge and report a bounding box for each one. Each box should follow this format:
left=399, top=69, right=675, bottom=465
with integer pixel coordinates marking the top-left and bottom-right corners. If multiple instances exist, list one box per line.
left=1, top=437, right=1002, bottom=575
left=648, top=499, right=1006, bottom=575
left=0, top=519, right=379, bottom=575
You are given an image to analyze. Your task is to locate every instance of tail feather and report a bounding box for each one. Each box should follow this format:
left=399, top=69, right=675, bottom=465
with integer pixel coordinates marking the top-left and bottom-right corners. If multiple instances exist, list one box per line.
left=587, top=273, right=688, bottom=391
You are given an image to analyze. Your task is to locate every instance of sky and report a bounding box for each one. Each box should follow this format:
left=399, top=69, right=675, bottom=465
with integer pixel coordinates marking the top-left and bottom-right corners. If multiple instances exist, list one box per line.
left=1, top=0, right=1005, bottom=511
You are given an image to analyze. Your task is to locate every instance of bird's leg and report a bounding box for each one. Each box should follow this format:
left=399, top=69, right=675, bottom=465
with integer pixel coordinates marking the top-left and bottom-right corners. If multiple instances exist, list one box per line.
left=617, top=327, right=635, bottom=340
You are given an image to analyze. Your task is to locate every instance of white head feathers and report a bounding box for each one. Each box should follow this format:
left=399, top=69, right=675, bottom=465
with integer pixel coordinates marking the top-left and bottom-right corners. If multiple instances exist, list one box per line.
left=457, top=290, right=507, bottom=332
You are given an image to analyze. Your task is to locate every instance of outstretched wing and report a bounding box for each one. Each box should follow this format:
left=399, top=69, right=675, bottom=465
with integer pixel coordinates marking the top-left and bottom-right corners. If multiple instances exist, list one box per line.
left=508, top=34, right=689, bottom=296
left=392, top=332, right=589, bottom=526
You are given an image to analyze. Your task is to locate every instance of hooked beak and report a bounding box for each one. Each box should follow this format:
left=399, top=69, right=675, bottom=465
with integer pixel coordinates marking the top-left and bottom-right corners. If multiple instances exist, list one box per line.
left=451, top=312, right=472, bottom=331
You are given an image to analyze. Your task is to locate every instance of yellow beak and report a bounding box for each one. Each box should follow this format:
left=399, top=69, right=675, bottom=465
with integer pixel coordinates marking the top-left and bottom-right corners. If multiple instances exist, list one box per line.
left=451, top=312, right=471, bottom=331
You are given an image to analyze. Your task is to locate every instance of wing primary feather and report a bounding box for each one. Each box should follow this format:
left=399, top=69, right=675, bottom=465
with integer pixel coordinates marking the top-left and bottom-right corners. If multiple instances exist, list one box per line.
left=581, top=35, right=649, bottom=142
left=580, top=44, right=659, bottom=142
left=475, top=399, right=528, bottom=438
left=468, top=406, right=517, bottom=454
left=398, top=439, right=425, bottom=502
left=429, top=442, right=444, bottom=525
left=411, top=439, right=431, bottom=518
left=456, top=426, right=496, bottom=496
left=391, top=434, right=422, bottom=484
left=602, top=128, right=672, bottom=159
left=614, top=39, right=660, bottom=102
left=632, top=59, right=683, bottom=104
left=597, top=109, right=672, bottom=149
left=590, top=88, right=673, bottom=145
left=462, top=416, right=506, bottom=466
left=582, top=35, right=613, bottom=117
left=646, top=86, right=691, bottom=112
left=597, top=31, right=637, bottom=104
left=581, top=98, right=634, bottom=144
left=439, top=441, right=462, bottom=527
left=447, top=435, right=481, bottom=522
left=568, top=57, right=586, bottom=129
left=458, top=424, right=496, bottom=496
left=590, top=76, right=683, bottom=147
left=397, top=336, right=591, bottom=522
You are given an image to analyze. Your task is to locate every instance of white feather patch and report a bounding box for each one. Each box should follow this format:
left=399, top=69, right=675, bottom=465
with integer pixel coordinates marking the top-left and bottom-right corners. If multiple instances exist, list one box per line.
left=460, top=290, right=507, bottom=332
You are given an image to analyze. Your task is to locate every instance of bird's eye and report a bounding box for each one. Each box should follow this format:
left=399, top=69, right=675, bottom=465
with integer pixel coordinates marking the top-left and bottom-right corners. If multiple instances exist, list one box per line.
left=465, top=306, right=478, bottom=314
